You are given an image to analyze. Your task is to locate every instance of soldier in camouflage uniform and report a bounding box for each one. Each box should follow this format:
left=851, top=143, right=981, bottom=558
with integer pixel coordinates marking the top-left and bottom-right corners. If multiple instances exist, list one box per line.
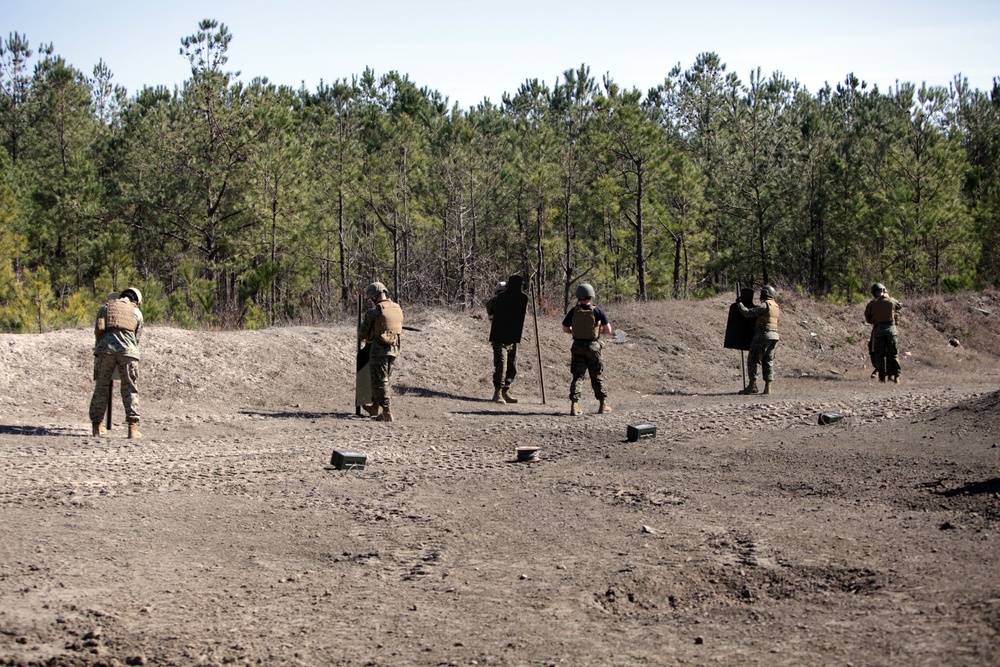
left=485, top=281, right=519, bottom=404
left=88, top=287, right=144, bottom=438
left=735, top=285, right=780, bottom=395
left=562, top=283, right=612, bottom=416
left=865, top=282, right=903, bottom=383
left=358, top=281, right=404, bottom=422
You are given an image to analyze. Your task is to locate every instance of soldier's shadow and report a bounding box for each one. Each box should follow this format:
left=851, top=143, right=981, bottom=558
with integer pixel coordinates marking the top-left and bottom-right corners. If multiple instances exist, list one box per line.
left=240, top=410, right=350, bottom=420
left=0, top=424, right=83, bottom=437
left=933, top=478, right=1000, bottom=497
left=396, top=385, right=491, bottom=403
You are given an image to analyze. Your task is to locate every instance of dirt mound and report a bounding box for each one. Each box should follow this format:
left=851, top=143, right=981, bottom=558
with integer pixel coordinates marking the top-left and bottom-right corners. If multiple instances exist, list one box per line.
left=1, top=294, right=999, bottom=666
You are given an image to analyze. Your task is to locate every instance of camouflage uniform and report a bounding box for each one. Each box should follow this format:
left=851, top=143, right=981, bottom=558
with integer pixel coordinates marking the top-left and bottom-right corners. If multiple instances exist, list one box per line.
left=358, top=298, right=403, bottom=410
left=865, top=293, right=903, bottom=381
left=485, top=293, right=517, bottom=391
left=562, top=303, right=611, bottom=402
left=736, top=297, right=780, bottom=384
left=88, top=296, right=143, bottom=427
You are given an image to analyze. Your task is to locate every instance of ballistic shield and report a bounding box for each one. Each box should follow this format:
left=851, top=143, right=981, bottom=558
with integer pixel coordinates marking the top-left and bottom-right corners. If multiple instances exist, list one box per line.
left=489, top=275, right=528, bottom=344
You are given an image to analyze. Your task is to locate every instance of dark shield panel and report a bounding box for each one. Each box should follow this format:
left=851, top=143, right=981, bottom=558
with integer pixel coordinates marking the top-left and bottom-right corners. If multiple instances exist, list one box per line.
left=355, top=344, right=372, bottom=408
left=489, top=275, right=529, bottom=344
left=723, top=288, right=756, bottom=351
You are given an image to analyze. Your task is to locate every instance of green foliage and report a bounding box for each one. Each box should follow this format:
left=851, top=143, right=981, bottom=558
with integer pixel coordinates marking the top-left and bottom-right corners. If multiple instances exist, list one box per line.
left=2, top=26, right=999, bottom=332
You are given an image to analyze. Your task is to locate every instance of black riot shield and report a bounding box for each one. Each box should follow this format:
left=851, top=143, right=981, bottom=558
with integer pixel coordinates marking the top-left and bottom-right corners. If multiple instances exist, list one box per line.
left=489, top=275, right=528, bottom=344
left=723, top=288, right=756, bottom=351
left=355, top=343, right=372, bottom=408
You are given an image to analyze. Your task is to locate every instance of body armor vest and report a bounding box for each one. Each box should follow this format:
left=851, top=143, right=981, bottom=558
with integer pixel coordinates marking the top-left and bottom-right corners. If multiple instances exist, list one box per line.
left=571, top=306, right=599, bottom=340
left=372, top=300, right=404, bottom=344
left=870, top=299, right=894, bottom=324
left=104, top=299, right=138, bottom=332
left=758, top=300, right=780, bottom=332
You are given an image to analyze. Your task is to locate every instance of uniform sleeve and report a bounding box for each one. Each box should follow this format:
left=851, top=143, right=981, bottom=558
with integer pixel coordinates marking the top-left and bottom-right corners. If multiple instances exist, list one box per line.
left=561, top=307, right=575, bottom=328
left=358, top=308, right=376, bottom=342
left=595, top=307, right=610, bottom=326
left=864, top=301, right=874, bottom=324
left=135, top=308, right=144, bottom=344
left=485, top=296, right=496, bottom=319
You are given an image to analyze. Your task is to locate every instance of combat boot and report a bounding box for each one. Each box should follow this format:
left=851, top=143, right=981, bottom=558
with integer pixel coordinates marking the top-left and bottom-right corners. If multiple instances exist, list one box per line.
left=363, top=403, right=380, bottom=417
left=91, top=422, right=104, bottom=437
left=890, top=375, right=899, bottom=384
left=492, top=388, right=506, bottom=404
left=739, top=380, right=759, bottom=395
left=762, top=381, right=772, bottom=395
left=128, top=423, right=142, bottom=439
left=376, top=407, right=394, bottom=422
left=598, top=399, right=612, bottom=413
left=570, top=401, right=581, bottom=416
left=501, top=387, right=518, bottom=404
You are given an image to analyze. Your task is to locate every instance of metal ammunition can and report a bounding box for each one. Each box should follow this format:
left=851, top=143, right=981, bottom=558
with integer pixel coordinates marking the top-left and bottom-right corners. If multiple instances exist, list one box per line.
left=331, top=449, right=367, bottom=470
left=627, top=423, right=657, bottom=442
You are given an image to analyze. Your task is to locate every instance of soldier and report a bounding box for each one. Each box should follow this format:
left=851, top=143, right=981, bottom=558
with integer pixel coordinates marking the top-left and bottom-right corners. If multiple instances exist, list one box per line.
left=734, top=285, right=780, bottom=395
left=88, top=287, right=144, bottom=438
left=562, top=283, right=612, bottom=416
left=865, top=282, right=903, bottom=383
left=486, top=280, right=519, bottom=404
left=358, top=281, right=403, bottom=422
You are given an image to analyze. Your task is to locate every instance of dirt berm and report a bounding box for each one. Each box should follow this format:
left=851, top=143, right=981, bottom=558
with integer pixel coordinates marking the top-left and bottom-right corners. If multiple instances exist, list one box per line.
left=0, top=292, right=998, bottom=666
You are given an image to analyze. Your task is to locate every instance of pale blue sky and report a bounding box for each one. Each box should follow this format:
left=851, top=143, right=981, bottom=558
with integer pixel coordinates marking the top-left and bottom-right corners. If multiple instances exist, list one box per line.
left=4, top=0, right=999, bottom=107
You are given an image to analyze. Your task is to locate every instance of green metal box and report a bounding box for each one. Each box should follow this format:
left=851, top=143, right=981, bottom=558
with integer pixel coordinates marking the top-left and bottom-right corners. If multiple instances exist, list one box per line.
left=330, top=449, right=367, bottom=470
left=626, top=423, right=657, bottom=442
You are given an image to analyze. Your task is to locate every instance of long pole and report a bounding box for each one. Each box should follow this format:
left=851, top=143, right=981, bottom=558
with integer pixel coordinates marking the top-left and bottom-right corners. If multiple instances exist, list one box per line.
left=530, top=281, right=546, bottom=404
left=737, top=282, right=746, bottom=391
left=356, top=292, right=362, bottom=416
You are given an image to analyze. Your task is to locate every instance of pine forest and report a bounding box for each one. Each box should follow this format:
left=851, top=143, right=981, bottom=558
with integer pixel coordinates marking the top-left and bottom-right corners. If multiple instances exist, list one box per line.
left=1, top=20, right=999, bottom=331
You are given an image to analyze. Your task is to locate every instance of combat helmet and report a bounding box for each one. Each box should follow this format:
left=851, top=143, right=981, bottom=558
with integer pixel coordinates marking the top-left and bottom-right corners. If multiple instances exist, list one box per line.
left=494, top=281, right=507, bottom=293
left=575, top=283, right=596, bottom=300
left=759, top=284, right=776, bottom=300
left=871, top=282, right=886, bottom=296
left=121, top=287, right=143, bottom=305
left=365, top=281, right=388, bottom=300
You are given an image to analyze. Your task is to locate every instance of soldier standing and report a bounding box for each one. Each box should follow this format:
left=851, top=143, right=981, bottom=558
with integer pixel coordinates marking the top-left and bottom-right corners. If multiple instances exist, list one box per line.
left=485, top=278, right=527, bottom=404
left=865, top=282, right=903, bottom=383
left=88, top=287, right=144, bottom=438
left=735, top=285, right=780, bottom=395
left=358, top=281, right=404, bottom=422
left=562, top=283, right=612, bottom=416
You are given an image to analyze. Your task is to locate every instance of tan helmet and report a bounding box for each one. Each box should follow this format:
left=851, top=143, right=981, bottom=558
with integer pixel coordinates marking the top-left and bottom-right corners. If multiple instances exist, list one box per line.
left=365, top=281, right=387, bottom=300
left=494, top=281, right=507, bottom=293
left=760, top=285, right=776, bottom=300
left=121, top=287, right=142, bottom=305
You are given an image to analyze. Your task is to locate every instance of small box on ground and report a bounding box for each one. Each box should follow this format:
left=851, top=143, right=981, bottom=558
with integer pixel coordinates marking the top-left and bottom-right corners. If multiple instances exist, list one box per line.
left=331, top=449, right=367, bottom=470
left=627, top=423, right=657, bottom=442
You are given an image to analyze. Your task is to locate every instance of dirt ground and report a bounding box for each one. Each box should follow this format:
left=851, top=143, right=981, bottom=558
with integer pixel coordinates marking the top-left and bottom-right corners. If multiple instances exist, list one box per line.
left=1, top=292, right=999, bottom=666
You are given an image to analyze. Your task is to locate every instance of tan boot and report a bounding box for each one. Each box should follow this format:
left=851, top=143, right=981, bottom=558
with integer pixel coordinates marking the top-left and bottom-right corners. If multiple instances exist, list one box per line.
left=375, top=407, right=394, bottom=422
left=762, top=381, right=771, bottom=395
left=739, top=380, right=759, bottom=395
left=501, top=387, right=518, bottom=404
left=363, top=403, right=380, bottom=417
left=598, top=399, right=612, bottom=413
left=128, top=423, right=142, bottom=439
left=492, top=388, right=506, bottom=404
left=92, top=422, right=104, bottom=437
left=570, top=401, right=581, bottom=416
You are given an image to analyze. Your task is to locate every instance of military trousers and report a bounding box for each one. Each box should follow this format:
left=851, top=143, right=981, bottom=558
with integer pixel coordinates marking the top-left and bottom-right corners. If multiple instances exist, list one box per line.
left=492, top=342, right=518, bottom=388
left=370, top=354, right=396, bottom=408
left=747, top=337, right=778, bottom=382
left=871, top=332, right=900, bottom=379
left=88, top=354, right=140, bottom=425
left=569, top=340, right=607, bottom=401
